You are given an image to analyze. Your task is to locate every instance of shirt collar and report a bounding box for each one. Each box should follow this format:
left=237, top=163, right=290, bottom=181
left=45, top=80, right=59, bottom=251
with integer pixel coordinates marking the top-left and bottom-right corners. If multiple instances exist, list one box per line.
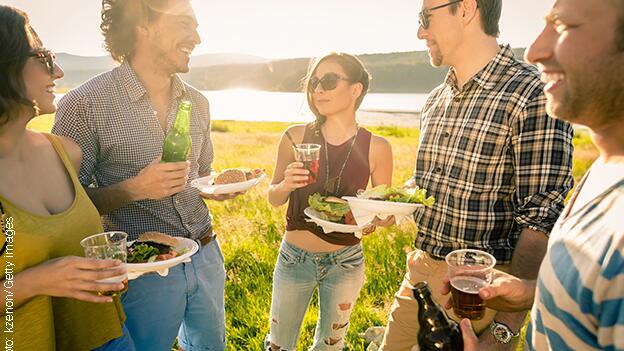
left=117, top=61, right=187, bottom=102
left=444, top=44, right=516, bottom=92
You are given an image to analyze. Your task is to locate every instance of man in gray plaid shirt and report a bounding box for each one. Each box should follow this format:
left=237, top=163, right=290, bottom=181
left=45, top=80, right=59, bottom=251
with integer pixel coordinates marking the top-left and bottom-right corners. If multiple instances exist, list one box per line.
left=381, top=1, right=574, bottom=350
left=52, top=1, right=238, bottom=350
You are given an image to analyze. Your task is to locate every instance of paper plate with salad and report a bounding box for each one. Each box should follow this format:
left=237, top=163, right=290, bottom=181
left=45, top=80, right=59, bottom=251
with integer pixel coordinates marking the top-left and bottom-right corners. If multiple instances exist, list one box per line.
left=126, top=232, right=199, bottom=279
left=342, top=185, right=435, bottom=225
left=303, top=193, right=372, bottom=234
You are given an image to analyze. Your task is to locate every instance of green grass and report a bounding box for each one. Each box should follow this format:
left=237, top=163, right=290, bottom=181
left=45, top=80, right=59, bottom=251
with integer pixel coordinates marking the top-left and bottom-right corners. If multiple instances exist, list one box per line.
left=28, top=116, right=597, bottom=350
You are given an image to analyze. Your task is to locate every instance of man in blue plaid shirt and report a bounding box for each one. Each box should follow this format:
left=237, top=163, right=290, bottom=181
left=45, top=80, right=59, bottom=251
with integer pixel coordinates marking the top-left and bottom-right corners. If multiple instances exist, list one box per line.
left=380, top=1, right=574, bottom=350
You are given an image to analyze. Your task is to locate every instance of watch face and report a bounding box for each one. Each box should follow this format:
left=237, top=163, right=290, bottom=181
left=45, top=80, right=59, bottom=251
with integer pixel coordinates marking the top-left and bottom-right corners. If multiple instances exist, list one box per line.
left=493, top=325, right=512, bottom=344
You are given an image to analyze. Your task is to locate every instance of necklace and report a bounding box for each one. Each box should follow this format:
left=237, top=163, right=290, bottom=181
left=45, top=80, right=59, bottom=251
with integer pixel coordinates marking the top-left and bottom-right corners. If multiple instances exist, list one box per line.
left=322, top=124, right=360, bottom=195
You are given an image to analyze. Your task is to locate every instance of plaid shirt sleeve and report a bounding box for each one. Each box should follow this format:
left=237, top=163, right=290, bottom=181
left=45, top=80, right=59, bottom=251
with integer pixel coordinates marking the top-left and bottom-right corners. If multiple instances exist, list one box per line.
left=52, top=92, right=99, bottom=187
left=510, top=89, right=574, bottom=235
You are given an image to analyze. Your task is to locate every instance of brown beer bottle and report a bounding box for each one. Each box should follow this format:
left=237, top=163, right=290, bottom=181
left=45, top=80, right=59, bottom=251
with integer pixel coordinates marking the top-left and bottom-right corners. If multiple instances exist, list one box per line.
left=413, top=281, right=463, bottom=351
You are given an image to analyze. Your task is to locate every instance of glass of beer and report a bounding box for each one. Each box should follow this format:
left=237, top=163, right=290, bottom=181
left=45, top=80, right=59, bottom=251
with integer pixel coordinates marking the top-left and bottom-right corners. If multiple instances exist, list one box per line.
left=445, top=249, right=496, bottom=320
left=294, top=144, right=321, bottom=185
left=80, top=231, right=129, bottom=296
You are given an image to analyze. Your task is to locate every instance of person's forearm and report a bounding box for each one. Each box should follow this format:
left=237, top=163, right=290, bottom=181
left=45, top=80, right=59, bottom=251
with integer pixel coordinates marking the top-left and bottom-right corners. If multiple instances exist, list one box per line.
left=268, top=181, right=291, bottom=208
left=1, top=270, right=41, bottom=315
left=85, top=178, right=139, bottom=215
left=511, top=227, right=549, bottom=279
left=492, top=228, right=548, bottom=332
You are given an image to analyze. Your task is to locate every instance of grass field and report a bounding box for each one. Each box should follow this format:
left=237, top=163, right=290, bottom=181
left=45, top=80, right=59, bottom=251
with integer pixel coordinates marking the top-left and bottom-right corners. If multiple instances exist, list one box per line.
left=28, top=115, right=597, bottom=350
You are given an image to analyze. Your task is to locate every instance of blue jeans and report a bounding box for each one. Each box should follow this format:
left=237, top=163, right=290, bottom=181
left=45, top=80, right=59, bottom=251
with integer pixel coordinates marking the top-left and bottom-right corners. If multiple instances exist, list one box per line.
left=268, top=241, right=366, bottom=350
left=121, top=239, right=226, bottom=351
left=92, top=324, right=136, bottom=351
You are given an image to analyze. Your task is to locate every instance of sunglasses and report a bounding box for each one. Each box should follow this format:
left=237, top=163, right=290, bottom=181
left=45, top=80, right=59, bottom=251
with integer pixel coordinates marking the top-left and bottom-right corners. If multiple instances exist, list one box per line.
left=309, top=73, right=352, bottom=91
left=28, top=49, right=57, bottom=75
left=418, top=0, right=463, bottom=29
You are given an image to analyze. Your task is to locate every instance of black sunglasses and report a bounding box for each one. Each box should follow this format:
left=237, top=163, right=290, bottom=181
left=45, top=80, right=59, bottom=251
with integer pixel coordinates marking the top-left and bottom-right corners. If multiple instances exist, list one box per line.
left=309, top=73, right=352, bottom=91
left=29, top=49, right=57, bottom=75
left=418, top=0, right=463, bottom=29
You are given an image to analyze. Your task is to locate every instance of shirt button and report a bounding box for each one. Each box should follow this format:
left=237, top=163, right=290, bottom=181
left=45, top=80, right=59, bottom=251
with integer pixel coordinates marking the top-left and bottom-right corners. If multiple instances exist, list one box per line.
left=175, top=199, right=180, bottom=205
left=435, top=167, right=443, bottom=173
left=443, top=132, right=450, bottom=138
left=453, top=96, right=461, bottom=102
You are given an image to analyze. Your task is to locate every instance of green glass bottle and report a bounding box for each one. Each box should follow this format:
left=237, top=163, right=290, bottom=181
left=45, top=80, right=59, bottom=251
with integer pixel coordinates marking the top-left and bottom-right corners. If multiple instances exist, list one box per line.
left=162, top=100, right=192, bottom=163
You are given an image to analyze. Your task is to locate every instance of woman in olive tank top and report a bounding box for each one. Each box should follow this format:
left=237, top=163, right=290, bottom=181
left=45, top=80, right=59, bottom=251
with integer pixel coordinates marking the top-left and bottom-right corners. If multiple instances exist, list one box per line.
left=266, top=53, right=394, bottom=350
left=0, top=7, right=133, bottom=350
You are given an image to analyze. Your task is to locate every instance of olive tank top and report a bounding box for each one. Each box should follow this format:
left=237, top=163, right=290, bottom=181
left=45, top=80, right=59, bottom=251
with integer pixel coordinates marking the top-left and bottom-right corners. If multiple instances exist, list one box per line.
left=0, top=133, right=125, bottom=351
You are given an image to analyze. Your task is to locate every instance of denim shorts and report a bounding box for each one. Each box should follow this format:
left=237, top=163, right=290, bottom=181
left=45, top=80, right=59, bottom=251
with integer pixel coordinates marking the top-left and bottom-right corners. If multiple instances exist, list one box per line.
left=267, top=241, right=366, bottom=350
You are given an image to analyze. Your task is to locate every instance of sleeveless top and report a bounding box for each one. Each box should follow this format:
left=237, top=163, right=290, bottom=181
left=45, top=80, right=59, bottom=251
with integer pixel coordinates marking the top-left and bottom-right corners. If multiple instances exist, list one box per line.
left=0, top=134, right=125, bottom=351
left=286, top=124, right=372, bottom=245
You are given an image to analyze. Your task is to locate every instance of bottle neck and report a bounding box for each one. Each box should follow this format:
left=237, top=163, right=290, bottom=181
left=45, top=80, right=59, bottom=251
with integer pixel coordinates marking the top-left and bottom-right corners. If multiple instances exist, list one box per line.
left=414, top=284, right=451, bottom=328
left=173, top=106, right=190, bottom=133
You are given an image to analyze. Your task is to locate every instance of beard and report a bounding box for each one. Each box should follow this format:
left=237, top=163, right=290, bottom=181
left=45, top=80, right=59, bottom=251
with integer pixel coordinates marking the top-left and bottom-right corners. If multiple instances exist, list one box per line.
left=150, top=38, right=191, bottom=75
left=548, top=50, right=624, bottom=128
left=429, top=46, right=444, bottom=67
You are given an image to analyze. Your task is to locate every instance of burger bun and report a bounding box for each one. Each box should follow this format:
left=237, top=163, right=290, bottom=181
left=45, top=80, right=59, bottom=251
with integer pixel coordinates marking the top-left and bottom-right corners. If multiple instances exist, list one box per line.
left=214, top=168, right=247, bottom=185
left=137, top=232, right=178, bottom=248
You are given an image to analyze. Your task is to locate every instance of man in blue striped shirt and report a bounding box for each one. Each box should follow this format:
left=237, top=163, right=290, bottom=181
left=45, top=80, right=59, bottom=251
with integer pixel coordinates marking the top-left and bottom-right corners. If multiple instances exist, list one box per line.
left=441, top=0, right=624, bottom=349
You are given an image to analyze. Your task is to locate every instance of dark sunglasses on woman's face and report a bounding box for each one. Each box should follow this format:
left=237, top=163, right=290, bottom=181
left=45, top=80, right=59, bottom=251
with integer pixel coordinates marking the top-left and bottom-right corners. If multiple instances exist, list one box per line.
left=309, top=73, right=352, bottom=91
left=29, top=49, right=56, bottom=75
left=418, top=0, right=463, bottom=29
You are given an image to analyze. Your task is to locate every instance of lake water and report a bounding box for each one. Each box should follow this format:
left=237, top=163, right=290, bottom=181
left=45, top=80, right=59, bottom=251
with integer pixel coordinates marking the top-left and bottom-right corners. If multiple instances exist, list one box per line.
left=57, top=89, right=429, bottom=127
left=203, top=89, right=428, bottom=126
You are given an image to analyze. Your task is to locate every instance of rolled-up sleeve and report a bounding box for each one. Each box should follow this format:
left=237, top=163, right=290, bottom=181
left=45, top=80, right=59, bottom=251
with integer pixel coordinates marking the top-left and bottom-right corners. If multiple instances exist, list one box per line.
left=510, top=91, right=574, bottom=235
left=52, top=92, right=99, bottom=187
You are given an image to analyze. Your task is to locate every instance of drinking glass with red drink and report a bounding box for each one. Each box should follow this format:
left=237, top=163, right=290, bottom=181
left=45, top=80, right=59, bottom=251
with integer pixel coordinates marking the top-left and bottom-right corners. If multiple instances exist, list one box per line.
left=445, top=249, right=496, bottom=320
left=294, top=144, right=321, bottom=185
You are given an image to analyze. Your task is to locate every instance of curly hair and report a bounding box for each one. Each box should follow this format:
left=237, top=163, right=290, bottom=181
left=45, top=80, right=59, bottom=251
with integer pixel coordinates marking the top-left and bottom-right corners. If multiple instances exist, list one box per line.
left=0, top=5, right=42, bottom=126
left=304, top=53, right=371, bottom=127
left=100, top=0, right=168, bottom=63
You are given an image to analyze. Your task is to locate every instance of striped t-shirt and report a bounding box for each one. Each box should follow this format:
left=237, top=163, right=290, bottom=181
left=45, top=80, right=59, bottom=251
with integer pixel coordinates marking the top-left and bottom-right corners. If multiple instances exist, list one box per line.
left=527, top=161, right=624, bottom=350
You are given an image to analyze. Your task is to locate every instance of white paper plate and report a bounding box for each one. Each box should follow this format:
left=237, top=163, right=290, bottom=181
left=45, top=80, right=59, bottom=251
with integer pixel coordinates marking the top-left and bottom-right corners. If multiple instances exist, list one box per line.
left=127, top=237, right=199, bottom=279
left=303, top=207, right=366, bottom=234
left=342, top=196, right=423, bottom=216
left=190, top=173, right=265, bottom=195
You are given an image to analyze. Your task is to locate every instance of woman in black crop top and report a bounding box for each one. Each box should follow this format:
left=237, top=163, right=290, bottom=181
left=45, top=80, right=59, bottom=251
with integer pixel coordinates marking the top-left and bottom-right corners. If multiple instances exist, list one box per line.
left=266, top=53, right=393, bottom=350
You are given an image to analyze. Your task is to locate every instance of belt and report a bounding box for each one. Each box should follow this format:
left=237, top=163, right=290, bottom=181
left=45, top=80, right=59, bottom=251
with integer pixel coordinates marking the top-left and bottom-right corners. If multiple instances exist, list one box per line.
left=197, top=228, right=216, bottom=247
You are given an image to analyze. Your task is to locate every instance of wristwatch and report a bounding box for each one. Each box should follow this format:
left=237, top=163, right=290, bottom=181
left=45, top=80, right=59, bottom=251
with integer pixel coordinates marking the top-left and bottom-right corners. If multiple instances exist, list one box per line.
left=490, top=320, right=520, bottom=344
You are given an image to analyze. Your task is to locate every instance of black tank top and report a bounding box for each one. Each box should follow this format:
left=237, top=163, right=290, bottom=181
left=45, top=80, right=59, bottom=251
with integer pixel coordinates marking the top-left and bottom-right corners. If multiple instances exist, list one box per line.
left=286, top=123, right=372, bottom=245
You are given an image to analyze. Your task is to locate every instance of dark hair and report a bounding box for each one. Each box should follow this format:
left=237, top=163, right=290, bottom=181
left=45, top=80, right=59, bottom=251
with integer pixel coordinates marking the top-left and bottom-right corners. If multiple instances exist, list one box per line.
left=612, top=0, right=624, bottom=51
left=100, top=0, right=168, bottom=63
left=451, top=0, right=502, bottom=37
left=0, top=5, right=42, bottom=126
left=304, top=53, right=371, bottom=127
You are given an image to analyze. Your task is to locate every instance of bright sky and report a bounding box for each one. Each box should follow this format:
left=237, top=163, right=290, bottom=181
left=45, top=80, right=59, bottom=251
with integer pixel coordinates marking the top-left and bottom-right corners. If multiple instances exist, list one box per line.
left=6, top=0, right=552, bottom=59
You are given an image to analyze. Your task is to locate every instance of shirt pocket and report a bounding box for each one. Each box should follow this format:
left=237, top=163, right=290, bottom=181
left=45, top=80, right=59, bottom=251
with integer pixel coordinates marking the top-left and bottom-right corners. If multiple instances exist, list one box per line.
left=447, top=121, right=510, bottom=187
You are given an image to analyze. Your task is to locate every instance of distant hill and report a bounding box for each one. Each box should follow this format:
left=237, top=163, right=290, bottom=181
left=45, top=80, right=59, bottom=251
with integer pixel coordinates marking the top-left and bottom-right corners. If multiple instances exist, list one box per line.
left=55, top=48, right=527, bottom=93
